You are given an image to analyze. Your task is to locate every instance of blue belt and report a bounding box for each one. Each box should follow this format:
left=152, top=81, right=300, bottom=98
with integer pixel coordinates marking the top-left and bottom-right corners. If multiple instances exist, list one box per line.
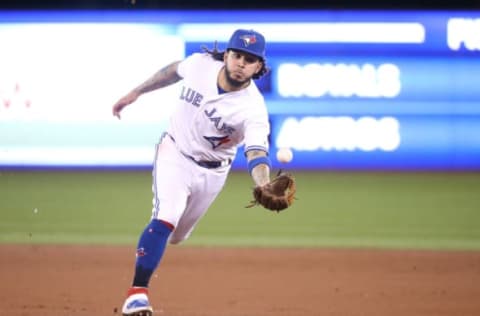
left=163, top=132, right=232, bottom=169
left=181, top=152, right=232, bottom=169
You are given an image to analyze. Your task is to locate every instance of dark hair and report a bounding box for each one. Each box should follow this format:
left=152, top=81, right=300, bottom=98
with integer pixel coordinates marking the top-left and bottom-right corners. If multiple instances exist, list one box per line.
left=202, top=42, right=269, bottom=80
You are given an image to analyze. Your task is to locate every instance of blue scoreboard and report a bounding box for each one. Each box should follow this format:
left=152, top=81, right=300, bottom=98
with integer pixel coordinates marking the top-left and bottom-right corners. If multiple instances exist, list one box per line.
left=1, top=10, right=479, bottom=170
left=183, top=11, right=480, bottom=170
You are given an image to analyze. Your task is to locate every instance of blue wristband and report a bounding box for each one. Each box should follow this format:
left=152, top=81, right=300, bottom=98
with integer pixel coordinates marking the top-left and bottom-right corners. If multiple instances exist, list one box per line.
left=247, top=156, right=271, bottom=174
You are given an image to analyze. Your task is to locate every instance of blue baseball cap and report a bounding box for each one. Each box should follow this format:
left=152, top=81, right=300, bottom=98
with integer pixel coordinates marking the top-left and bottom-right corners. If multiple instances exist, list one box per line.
left=226, top=29, right=266, bottom=60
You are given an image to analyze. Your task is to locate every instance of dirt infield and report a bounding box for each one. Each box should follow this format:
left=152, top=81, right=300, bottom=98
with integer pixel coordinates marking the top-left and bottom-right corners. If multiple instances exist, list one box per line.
left=2, top=244, right=480, bottom=316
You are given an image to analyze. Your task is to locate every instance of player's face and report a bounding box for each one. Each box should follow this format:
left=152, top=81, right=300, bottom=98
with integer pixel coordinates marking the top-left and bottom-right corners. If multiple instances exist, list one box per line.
left=224, top=50, right=263, bottom=88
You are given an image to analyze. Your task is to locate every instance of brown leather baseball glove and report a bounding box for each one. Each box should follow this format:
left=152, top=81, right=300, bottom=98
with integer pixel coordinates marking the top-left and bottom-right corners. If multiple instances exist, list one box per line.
left=246, top=172, right=296, bottom=212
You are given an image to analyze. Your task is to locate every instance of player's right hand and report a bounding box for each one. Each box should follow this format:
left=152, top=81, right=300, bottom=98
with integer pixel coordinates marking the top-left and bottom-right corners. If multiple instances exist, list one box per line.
left=112, top=91, right=140, bottom=119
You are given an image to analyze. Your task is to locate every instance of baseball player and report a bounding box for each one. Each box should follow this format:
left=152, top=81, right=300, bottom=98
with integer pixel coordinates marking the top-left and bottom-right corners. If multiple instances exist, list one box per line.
left=112, top=29, right=273, bottom=316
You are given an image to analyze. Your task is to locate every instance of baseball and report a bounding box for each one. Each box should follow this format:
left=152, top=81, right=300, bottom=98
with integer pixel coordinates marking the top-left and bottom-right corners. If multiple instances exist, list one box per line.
left=276, top=147, right=293, bottom=163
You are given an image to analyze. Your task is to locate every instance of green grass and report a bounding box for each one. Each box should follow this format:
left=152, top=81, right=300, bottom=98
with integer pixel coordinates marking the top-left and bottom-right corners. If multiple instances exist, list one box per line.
left=1, top=170, right=480, bottom=250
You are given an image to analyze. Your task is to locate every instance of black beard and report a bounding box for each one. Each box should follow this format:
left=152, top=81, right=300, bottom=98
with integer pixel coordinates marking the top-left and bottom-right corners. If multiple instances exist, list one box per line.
left=225, top=66, right=249, bottom=88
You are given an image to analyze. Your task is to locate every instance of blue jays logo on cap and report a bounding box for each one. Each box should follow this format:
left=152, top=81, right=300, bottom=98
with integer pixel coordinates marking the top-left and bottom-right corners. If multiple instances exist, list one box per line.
left=239, top=34, right=257, bottom=46
left=227, top=29, right=266, bottom=59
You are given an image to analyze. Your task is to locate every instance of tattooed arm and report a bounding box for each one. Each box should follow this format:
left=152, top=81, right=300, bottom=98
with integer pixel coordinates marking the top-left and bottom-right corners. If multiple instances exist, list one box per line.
left=246, top=149, right=271, bottom=187
left=133, top=61, right=182, bottom=94
left=113, top=61, right=182, bottom=119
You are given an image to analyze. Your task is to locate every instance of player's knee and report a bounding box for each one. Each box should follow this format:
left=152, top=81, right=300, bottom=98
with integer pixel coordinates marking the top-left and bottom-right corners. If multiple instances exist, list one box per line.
left=169, top=239, right=181, bottom=245
left=168, top=231, right=192, bottom=244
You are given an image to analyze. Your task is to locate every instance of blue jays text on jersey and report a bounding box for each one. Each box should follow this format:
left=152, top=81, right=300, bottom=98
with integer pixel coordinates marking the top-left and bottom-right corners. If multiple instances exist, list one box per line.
left=180, top=85, right=235, bottom=135
left=179, top=84, right=236, bottom=150
left=180, top=86, right=203, bottom=107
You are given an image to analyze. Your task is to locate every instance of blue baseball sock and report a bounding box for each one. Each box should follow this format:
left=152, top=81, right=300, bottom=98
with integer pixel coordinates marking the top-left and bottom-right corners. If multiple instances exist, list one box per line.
left=132, top=219, right=173, bottom=287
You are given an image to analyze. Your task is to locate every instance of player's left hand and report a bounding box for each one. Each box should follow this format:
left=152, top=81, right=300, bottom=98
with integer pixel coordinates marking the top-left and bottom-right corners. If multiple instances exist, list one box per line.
left=246, top=171, right=296, bottom=212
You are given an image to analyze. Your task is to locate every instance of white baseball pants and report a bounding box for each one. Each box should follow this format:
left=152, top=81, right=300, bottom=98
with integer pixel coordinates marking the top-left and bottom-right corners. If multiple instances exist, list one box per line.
left=151, top=134, right=230, bottom=244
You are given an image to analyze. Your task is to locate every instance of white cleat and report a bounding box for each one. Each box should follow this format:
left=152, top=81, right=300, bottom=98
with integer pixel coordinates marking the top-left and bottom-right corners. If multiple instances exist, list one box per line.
left=122, top=293, right=153, bottom=316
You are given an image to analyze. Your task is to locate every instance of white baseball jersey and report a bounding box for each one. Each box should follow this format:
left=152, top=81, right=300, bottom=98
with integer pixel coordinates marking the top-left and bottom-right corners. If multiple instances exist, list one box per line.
left=168, top=52, right=270, bottom=162
left=151, top=52, right=270, bottom=244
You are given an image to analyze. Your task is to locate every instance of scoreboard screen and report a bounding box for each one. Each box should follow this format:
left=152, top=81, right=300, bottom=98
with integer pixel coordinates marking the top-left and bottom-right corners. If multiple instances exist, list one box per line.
left=1, top=10, right=479, bottom=170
